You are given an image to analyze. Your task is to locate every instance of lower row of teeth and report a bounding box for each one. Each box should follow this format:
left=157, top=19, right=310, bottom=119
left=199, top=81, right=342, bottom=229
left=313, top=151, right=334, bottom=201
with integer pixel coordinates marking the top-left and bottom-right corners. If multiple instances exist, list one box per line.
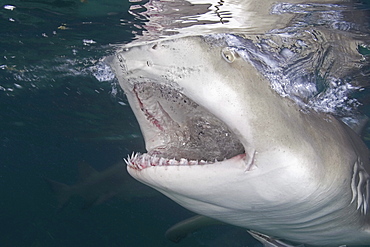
left=124, top=152, right=214, bottom=169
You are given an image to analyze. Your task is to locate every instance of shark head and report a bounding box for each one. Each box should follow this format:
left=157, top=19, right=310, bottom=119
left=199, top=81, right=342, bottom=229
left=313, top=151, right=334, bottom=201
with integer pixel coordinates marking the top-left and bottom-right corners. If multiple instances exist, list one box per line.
left=109, top=35, right=370, bottom=245
left=110, top=34, right=324, bottom=219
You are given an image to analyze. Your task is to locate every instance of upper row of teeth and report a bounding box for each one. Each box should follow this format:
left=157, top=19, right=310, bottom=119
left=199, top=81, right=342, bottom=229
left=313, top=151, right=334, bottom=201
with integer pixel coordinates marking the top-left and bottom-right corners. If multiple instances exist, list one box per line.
left=123, top=152, right=214, bottom=169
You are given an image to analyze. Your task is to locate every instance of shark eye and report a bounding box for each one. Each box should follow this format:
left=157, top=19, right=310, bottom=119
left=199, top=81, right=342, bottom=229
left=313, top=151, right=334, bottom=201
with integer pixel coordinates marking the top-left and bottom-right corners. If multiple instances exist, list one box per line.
left=221, top=47, right=236, bottom=63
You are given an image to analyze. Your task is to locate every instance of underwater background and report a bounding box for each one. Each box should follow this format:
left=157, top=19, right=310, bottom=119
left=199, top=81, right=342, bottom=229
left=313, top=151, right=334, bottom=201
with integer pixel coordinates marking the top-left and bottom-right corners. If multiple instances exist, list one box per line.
left=0, top=0, right=369, bottom=246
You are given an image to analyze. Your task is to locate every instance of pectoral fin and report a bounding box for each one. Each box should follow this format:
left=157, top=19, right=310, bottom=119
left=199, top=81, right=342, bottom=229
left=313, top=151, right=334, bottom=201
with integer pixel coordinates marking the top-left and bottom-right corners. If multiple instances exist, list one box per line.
left=247, top=230, right=304, bottom=247
left=165, top=215, right=223, bottom=243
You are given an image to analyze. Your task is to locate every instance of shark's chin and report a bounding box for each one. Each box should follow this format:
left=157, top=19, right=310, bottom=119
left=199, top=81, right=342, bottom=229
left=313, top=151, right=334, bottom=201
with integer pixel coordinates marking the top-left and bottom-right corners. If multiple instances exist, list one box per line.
left=124, top=82, right=246, bottom=170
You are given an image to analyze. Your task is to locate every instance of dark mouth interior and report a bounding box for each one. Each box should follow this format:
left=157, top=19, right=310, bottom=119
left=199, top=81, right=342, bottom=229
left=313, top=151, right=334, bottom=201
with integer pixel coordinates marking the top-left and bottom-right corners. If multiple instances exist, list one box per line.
left=133, top=82, right=245, bottom=162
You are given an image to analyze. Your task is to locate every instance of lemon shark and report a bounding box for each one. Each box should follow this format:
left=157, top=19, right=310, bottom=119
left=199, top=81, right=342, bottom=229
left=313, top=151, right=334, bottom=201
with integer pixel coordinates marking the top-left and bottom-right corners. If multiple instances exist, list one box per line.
left=108, top=35, right=370, bottom=246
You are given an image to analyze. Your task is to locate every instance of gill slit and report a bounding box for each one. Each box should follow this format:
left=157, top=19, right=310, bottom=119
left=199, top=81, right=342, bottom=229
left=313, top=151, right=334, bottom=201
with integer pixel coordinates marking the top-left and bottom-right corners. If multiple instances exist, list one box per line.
left=350, top=157, right=370, bottom=214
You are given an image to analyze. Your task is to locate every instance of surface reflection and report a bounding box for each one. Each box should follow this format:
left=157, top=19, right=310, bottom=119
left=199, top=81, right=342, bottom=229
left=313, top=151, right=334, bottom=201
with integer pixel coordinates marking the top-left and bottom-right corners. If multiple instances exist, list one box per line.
left=124, top=0, right=370, bottom=119
left=128, top=0, right=369, bottom=42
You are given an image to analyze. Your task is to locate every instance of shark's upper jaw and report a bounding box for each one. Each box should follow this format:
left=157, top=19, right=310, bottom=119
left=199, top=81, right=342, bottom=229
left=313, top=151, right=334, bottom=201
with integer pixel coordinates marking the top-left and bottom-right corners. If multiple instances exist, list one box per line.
left=125, top=81, right=246, bottom=170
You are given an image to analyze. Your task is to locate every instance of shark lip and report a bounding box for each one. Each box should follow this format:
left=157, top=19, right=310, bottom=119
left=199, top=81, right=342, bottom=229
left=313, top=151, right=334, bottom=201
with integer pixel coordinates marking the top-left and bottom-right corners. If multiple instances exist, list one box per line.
left=125, top=82, right=246, bottom=170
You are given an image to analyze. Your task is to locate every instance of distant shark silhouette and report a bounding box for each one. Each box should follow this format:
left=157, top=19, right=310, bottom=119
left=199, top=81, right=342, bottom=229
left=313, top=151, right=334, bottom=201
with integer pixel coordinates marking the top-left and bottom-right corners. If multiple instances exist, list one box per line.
left=46, top=161, right=159, bottom=209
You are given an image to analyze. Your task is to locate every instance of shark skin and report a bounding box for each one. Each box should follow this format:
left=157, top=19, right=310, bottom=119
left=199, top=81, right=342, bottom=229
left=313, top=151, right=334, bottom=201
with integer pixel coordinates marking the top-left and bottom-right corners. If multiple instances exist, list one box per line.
left=109, top=35, right=370, bottom=246
left=46, top=161, right=158, bottom=209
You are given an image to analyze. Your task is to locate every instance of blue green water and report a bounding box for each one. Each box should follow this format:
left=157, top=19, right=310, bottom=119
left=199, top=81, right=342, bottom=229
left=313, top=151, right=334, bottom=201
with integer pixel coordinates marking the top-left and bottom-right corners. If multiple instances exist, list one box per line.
left=1, top=0, right=370, bottom=246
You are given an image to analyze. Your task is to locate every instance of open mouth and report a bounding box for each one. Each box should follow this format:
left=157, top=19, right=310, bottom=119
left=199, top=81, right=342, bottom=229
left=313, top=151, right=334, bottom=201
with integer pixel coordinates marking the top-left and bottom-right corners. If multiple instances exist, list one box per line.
left=125, top=82, right=245, bottom=170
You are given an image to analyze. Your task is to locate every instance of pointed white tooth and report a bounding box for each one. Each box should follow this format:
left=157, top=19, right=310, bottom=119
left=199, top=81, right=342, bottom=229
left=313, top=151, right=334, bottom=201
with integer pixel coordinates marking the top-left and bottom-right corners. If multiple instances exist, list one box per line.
left=146, top=155, right=151, bottom=167
left=123, top=157, right=129, bottom=166
left=169, top=159, right=178, bottom=165
left=189, top=160, right=198, bottom=165
left=180, top=158, right=188, bottom=165
left=159, top=157, right=165, bottom=166
left=152, top=155, right=159, bottom=166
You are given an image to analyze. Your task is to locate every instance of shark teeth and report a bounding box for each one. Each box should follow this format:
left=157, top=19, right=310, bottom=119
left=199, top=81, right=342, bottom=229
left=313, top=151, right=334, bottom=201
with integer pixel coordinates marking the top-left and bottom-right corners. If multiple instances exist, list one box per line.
left=124, top=152, right=214, bottom=170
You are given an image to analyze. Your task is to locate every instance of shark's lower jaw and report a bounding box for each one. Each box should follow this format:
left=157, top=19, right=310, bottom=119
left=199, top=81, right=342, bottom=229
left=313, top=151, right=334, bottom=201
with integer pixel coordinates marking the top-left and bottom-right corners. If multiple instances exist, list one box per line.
left=125, top=82, right=246, bottom=170
left=126, top=152, right=247, bottom=170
